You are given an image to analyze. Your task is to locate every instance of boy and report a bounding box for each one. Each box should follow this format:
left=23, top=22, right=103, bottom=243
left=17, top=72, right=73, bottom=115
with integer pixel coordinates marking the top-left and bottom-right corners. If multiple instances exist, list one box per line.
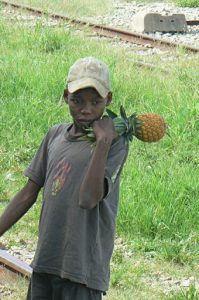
left=0, top=57, right=128, bottom=299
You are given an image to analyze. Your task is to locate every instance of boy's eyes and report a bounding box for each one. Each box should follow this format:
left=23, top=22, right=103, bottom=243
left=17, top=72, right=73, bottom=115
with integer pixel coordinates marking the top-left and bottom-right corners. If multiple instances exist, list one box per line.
left=92, top=100, right=100, bottom=105
left=71, top=98, right=81, bottom=104
left=70, top=98, right=101, bottom=105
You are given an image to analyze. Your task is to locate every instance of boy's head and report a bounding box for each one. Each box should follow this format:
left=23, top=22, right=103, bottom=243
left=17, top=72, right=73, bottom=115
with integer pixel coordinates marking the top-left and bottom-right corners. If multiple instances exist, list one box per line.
left=67, top=56, right=111, bottom=98
left=64, top=57, right=112, bottom=128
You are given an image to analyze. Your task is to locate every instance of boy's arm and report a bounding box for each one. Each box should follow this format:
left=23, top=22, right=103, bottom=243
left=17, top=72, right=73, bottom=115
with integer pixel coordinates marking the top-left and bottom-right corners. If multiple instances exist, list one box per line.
left=79, top=117, right=118, bottom=209
left=0, top=179, right=41, bottom=237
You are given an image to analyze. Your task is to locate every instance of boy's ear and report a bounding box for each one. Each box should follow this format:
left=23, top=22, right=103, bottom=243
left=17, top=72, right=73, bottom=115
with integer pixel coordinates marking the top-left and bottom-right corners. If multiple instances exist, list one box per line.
left=106, top=92, right=112, bottom=106
left=63, top=89, right=69, bottom=104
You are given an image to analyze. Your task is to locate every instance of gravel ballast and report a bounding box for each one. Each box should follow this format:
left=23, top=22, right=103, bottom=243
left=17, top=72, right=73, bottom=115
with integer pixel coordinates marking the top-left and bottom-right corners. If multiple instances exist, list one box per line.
left=81, top=1, right=199, bottom=49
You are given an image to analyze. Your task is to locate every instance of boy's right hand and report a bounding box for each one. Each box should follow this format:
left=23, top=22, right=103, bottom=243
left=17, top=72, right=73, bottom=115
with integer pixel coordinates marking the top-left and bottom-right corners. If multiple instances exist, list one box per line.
left=92, top=116, right=118, bottom=144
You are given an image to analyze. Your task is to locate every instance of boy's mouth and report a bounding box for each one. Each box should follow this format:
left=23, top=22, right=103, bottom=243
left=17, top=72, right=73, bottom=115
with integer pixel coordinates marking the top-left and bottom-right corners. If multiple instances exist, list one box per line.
left=76, top=119, right=94, bottom=128
left=78, top=119, right=93, bottom=124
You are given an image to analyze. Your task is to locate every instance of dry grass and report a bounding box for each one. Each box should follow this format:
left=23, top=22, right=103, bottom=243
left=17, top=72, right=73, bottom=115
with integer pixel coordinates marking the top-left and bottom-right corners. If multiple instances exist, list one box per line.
left=0, top=267, right=29, bottom=300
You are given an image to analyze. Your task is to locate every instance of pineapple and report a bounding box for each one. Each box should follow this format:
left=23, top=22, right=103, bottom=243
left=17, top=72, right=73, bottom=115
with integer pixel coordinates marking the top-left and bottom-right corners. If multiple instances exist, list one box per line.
left=108, top=106, right=167, bottom=143
left=82, top=106, right=167, bottom=144
left=129, top=112, right=167, bottom=143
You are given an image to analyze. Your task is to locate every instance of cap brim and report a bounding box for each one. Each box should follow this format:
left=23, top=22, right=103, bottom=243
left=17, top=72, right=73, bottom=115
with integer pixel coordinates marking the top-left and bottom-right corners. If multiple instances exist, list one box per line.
left=68, top=78, right=109, bottom=98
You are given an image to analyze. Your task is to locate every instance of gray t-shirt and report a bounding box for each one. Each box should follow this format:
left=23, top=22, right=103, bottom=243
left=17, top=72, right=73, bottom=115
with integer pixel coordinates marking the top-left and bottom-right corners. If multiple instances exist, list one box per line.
left=24, top=123, right=128, bottom=292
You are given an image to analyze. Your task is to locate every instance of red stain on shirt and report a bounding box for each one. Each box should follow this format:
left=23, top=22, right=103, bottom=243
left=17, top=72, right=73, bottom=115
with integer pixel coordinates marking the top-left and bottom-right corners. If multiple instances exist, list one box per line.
left=52, top=159, right=72, bottom=196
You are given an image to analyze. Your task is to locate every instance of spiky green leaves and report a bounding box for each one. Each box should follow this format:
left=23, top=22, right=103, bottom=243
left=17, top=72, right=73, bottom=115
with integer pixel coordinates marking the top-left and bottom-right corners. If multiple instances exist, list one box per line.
left=107, top=106, right=137, bottom=143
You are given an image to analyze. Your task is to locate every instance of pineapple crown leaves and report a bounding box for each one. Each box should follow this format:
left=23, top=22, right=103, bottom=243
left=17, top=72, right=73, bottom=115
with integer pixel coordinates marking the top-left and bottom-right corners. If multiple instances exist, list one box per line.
left=78, top=127, right=95, bottom=142
left=106, top=108, right=118, bottom=119
left=120, top=105, right=127, bottom=120
left=106, top=106, right=136, bottom=143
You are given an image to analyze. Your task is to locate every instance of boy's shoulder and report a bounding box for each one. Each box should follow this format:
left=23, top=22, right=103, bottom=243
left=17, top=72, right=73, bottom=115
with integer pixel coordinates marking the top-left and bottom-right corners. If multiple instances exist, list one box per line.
left=47, top=123, right=70, bottom=138
left=41, top=123, right=71, bottom=146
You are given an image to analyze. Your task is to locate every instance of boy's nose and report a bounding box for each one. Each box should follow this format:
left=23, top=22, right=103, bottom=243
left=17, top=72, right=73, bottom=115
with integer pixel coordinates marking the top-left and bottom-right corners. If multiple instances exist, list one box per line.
left=81, top=105, right=92, bottom=114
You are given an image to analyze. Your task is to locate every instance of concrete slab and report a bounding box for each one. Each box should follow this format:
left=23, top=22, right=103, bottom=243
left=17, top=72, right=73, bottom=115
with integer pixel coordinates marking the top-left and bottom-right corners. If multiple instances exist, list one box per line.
left=132, top=13, right=188, bottom=33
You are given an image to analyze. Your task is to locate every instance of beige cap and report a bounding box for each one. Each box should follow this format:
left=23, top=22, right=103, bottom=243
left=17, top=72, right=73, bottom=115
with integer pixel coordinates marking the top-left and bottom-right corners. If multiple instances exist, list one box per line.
left=67, top=57, right=111, bottom=98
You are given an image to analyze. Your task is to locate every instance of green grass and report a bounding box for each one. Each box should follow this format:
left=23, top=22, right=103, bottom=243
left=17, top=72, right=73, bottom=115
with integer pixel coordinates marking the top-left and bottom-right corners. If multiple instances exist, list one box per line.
left=168, top=285, right=199, bottom=299
left=0, top=15, right=199, bottom=300
left=2, top=0, right=113, bottom=17
left=126, top=0, right=199, bottom=7
left=172, top=0, right=199, bottom=6
left=1, top=17, right=199, bottom=259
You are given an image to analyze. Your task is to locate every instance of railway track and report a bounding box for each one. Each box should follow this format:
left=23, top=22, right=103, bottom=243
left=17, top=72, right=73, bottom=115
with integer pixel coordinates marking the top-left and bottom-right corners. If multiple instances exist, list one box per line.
left=0, top=249, right=32, bottom=278
left=1, top=0, right=199, bottom=53
left=186, top=20, right=199, bottom=26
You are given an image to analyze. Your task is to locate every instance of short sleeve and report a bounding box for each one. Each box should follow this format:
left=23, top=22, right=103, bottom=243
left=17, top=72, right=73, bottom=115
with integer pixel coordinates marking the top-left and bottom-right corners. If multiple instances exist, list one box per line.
left=24, top=130, right=51, bottom=187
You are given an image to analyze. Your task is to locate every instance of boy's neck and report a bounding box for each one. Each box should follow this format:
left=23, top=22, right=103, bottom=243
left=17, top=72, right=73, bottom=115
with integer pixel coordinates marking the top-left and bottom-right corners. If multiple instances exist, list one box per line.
left=68, top=123, right=86, bottom=137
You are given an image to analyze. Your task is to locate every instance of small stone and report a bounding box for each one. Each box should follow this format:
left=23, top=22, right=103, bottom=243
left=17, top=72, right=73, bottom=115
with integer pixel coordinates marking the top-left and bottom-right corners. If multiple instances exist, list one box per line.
left=181, top=279, right=191, bottom=287
left=144, top=44, right=152, bottom=48
left=163, top=277, right=173, bottom=281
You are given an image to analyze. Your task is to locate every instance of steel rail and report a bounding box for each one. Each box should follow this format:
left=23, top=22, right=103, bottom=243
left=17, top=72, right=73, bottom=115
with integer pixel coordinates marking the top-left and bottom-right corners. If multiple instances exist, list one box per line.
left=1, top=0, right=199, bottom=53
left=0, top=249, right=32, bottom=278
left=187, top=20, right=199, bottom=26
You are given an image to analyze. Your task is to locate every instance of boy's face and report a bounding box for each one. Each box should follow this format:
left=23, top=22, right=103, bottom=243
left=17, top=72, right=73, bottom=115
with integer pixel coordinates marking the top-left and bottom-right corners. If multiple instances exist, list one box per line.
left=64, top=87, right=112, bottom=129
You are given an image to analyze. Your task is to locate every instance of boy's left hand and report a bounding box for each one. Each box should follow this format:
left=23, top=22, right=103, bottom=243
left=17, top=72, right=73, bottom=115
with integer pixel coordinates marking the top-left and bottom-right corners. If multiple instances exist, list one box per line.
left=92, top=117, right=118, bottom=143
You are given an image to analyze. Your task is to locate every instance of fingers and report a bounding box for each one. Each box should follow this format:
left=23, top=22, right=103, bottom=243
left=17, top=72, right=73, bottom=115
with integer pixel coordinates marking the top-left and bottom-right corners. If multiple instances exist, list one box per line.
left=92, top=118, right=111, bottom=130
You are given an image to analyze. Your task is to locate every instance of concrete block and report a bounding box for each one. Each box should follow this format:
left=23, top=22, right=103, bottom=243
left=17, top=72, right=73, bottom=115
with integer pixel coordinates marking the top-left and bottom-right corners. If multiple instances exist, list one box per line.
left=132, top=13, right=187, bottom=33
